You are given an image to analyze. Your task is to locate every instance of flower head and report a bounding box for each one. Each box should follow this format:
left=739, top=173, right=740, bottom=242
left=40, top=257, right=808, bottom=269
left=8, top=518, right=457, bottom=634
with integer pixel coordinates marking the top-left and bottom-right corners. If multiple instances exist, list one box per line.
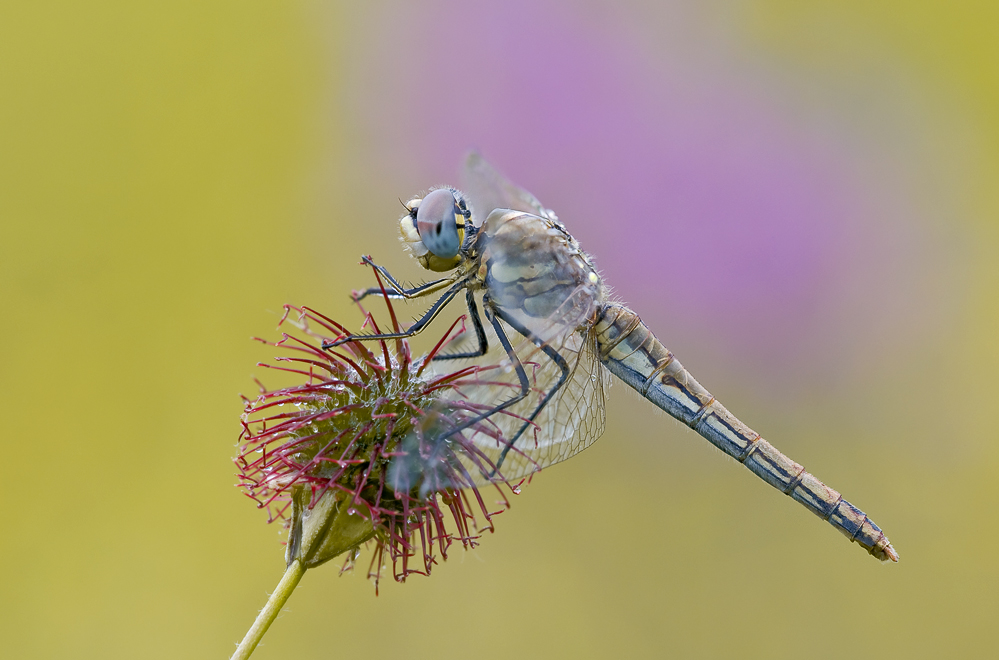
left=236, top=266, right=522, bottom=591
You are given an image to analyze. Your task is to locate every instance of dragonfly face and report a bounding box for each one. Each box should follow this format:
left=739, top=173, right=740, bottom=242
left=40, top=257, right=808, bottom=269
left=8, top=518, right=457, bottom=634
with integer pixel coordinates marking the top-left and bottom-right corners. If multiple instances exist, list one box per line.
left=331, top=153, right=898, bottom=563
left=399, top=187, right=473, bottom=272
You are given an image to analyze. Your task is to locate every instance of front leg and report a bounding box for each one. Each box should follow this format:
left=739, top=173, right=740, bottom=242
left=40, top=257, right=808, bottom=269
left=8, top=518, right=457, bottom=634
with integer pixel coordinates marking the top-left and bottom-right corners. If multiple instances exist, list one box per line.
left=352, top=256, right=453, bottom=302
left=323, top=279, right=468, bottom=349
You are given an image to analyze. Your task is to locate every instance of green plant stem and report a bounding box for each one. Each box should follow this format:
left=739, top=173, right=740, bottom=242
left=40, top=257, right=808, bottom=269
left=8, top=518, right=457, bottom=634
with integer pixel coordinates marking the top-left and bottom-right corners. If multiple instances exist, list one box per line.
left=232, top=559, right=306, bottom=660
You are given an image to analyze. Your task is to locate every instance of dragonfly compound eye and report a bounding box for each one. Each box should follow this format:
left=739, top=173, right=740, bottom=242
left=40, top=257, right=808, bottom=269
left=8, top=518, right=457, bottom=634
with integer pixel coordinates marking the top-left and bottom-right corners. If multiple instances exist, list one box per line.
left=416, top=188, right=466, bottom=259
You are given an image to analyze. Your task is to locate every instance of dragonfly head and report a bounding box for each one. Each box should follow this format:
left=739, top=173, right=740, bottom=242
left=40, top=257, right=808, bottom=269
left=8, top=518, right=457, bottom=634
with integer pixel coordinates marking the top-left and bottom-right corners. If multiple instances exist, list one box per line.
left=399, top=187, right=472, bottom=272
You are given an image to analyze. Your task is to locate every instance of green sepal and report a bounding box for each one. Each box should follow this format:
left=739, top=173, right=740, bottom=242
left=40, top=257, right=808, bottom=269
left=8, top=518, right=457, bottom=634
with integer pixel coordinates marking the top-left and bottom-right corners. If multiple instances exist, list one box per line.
left=286, top=486, right=376, bottom=569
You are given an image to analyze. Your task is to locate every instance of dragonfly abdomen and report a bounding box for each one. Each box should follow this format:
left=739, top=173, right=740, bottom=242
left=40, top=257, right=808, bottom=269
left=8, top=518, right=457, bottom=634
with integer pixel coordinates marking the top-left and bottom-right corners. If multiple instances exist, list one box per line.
left=594, top=303, right=898, bottom=562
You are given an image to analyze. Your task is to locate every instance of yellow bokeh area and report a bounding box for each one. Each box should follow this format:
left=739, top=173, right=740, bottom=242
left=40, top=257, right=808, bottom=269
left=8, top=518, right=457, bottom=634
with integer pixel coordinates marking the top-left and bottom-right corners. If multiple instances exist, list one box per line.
left=2, top=2, right=997, bottom=658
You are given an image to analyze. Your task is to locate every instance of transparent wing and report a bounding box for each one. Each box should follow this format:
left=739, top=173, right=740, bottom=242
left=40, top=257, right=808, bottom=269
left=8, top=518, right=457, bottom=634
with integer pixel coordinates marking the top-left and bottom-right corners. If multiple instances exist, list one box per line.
left=461, top=151, right=557, bottom=224
left=441, top=310, right=609, bottom=486
left=452, top=204, right=607, bottom=483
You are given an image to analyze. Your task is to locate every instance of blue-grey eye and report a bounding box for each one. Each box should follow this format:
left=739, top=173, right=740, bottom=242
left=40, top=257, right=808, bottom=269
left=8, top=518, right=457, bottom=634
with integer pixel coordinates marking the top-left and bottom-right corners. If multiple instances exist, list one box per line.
left=416, top=188, right=465, bottom=258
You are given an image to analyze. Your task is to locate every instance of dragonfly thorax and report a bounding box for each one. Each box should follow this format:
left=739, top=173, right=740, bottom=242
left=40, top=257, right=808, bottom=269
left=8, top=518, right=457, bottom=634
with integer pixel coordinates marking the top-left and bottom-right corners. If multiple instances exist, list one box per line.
left=479, top=209, right=603, bottom=330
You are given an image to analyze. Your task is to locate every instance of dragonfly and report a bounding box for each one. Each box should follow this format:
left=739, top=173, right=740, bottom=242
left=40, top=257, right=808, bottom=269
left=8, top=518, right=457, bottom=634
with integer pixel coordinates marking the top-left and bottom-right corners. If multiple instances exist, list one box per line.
left=328, top=153, right=898, bottom=563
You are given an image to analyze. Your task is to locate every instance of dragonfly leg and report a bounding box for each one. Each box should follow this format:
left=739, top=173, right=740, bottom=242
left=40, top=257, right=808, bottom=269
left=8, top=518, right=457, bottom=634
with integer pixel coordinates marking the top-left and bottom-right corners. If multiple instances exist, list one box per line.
left=323, top=279, right=468, bottom=349
left=432, top=289, right=489, bottom=360
left=489, top=307, right=571, bottom=472
left=426, top=304, right=533, bottom=468
left=352, top=257, right=453, bottom=301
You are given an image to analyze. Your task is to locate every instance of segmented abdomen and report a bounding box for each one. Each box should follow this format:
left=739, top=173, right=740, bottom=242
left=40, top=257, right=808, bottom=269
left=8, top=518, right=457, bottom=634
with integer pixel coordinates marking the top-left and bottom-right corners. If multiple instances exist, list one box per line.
left=594, top=303, right=898, bottom=562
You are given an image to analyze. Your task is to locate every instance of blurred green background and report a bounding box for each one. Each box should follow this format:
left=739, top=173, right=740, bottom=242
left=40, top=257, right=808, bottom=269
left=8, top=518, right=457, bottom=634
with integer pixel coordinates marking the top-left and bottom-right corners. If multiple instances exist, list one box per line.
left=2, top=2, right=996, bottom=658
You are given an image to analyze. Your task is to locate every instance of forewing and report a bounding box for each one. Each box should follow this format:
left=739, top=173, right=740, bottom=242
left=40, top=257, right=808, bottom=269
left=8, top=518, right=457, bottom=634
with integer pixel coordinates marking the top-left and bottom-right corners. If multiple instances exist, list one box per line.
left=461, top=151, right=555, bottom=224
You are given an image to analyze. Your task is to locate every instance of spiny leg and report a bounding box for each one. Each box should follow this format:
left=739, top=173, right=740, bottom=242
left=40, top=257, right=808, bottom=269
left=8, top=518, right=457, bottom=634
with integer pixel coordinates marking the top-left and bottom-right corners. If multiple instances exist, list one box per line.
left=425, top=303, right=533, bottom=465
left=353, top=277, right=452, bottom=302
left=432, top=288, right=489, bottom=361
left=490, top=307, right=571, bottom=472
left=323, top=279, right=468, bottom=349
left=352, top=257, right=452, bottom=302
